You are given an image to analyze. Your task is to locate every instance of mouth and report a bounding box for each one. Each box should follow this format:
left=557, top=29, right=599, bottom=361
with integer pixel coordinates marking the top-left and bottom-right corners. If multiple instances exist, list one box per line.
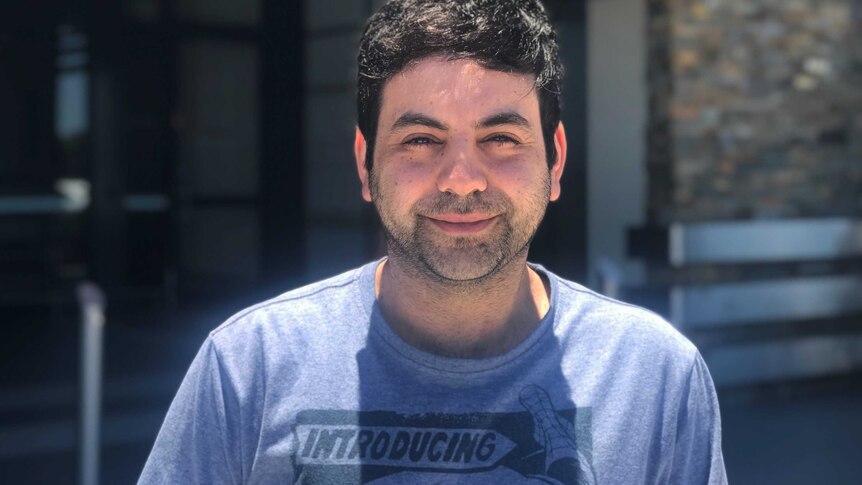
left=422, top=214, right=499, bottom=234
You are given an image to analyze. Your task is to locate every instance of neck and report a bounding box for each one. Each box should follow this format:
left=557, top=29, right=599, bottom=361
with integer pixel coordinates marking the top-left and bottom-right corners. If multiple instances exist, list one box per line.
left=375, top=254, right=551, bottom=358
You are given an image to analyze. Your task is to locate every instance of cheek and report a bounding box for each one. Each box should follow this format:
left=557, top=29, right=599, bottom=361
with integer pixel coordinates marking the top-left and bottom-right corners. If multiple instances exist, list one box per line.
left=385, top=158, right=435, bottom=189
left=493, top=158, right=549, bottom=196
left=374, top=159, right=437, bottom=207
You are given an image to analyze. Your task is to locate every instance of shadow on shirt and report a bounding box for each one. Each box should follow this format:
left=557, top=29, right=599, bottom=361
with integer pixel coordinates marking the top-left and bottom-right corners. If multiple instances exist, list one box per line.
left=290, top=297, right=598, bottom=485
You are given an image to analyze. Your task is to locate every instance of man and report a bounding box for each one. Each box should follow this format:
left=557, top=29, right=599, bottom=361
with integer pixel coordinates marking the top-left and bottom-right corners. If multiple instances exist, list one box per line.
left=140, top=0, right=726, bottom=483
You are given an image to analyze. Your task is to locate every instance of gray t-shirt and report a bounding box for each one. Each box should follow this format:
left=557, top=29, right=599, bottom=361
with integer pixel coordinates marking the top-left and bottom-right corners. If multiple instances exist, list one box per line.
left=139, top=261, right=726, bottom=484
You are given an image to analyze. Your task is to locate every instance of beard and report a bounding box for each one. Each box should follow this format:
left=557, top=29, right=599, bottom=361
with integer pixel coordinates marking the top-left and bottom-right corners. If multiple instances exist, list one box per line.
left=372, top=175, right=551, bottom=284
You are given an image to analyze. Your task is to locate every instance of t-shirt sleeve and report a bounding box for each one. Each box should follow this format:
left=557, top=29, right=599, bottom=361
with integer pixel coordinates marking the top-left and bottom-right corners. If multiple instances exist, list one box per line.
left=669, top=352, right=728, bottom=485
left=138, top=337, right=241, bottom=484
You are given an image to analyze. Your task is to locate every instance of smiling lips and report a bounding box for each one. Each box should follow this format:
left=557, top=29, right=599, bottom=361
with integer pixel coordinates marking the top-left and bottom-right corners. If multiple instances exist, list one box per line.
left=423, top=214, right=499, bottom=234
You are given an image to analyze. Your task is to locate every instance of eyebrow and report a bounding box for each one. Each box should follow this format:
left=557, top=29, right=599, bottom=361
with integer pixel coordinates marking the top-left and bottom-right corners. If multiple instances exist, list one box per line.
left=389, top=110, right=531, bottom=132
left=391, top=112, right=449, bottom=131
left=476, top=111, right=531, bottom=129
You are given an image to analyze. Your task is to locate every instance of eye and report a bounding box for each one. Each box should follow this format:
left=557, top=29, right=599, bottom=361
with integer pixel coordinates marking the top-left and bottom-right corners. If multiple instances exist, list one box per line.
left=403, top=136, right=440, bottom=146
left=484, top=134, right=520, bottom=146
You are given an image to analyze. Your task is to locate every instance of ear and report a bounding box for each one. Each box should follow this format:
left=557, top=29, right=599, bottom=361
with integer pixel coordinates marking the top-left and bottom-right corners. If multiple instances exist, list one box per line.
left=549, top=121, right=567, bottom=202
left=354, top=127, right=372, bottom=202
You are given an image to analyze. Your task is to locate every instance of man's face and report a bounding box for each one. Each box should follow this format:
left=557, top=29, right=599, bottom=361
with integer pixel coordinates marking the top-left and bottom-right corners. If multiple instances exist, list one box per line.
left=356, top=57, right=566, bottom=282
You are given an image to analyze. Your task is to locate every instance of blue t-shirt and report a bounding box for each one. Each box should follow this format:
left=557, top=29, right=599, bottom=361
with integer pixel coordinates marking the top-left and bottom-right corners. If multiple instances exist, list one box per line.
left=139, top=261, right=726, bottom=484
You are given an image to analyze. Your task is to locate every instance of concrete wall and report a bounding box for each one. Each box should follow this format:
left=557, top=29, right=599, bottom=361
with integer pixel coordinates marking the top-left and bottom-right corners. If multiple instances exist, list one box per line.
left=587, top=0, right=648, bottom=286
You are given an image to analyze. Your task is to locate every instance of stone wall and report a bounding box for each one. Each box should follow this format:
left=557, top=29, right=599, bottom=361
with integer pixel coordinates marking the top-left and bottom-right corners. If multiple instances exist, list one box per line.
left=648, top=0, right=862, bottom=223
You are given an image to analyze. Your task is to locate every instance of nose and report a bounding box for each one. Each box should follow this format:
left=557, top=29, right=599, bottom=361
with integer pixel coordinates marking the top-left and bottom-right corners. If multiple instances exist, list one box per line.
left=436, top=141, right=487, bottom=196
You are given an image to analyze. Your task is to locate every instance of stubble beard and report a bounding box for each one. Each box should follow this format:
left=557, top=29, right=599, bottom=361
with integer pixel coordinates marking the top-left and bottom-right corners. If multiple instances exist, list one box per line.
left=372, top=174, right=551, bottom=287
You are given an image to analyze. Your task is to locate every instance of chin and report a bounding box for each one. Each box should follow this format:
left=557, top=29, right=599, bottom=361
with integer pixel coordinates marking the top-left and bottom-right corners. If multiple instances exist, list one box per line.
left=420, top=249, right=510, bottom=283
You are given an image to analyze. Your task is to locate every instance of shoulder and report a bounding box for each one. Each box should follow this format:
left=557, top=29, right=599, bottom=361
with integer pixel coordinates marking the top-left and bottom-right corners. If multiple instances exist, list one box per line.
left=207, top=263, right=372, bottom=351
left=548, top=269, right=698, bottom=368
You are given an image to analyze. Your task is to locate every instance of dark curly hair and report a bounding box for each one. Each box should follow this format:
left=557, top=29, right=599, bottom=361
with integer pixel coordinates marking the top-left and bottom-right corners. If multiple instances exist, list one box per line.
left=357, top=0, right=563, bottom=171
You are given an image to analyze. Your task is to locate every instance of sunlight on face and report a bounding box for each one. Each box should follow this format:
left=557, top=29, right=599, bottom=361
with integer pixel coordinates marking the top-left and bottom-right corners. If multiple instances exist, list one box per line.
left=367, top=57, right=557, bottom=283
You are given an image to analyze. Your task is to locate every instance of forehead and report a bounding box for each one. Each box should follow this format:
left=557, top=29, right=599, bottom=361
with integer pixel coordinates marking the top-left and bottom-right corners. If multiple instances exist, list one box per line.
left=379, top=57, right=540, bottom=125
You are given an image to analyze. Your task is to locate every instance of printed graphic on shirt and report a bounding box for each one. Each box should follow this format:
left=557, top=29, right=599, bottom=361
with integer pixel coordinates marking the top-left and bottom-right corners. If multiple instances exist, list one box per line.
left=290, top=385, right=597, bottom=484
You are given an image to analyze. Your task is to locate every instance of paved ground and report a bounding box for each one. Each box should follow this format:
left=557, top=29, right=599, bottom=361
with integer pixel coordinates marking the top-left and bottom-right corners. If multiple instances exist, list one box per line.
left=720, top=380, right=862, bottom=484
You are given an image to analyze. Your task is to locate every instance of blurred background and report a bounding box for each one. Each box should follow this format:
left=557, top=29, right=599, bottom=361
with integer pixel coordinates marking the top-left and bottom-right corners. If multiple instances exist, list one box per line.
left=1, top=0, right=860, bottom=483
